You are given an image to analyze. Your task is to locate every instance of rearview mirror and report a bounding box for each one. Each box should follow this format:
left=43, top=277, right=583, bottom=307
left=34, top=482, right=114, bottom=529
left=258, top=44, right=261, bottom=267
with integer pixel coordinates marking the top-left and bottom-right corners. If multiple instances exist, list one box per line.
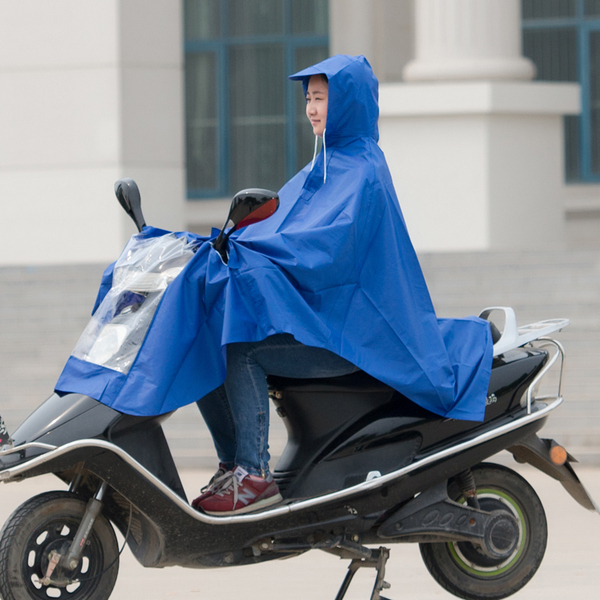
left=213, top=188, right=279, bottom=263
left=115, top=178, right=147, bottom=232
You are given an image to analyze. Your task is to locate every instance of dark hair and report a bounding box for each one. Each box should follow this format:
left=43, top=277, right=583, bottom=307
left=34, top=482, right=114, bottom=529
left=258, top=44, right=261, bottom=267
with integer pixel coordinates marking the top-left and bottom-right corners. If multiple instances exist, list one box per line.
left=311, top=73, right=328, bottom=84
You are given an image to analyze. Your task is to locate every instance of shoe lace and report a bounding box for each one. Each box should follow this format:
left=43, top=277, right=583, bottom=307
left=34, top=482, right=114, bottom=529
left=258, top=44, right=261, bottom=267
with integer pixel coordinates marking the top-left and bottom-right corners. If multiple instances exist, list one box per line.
left=211, top=471, right=240, bottom=505
left=200, top=468, right=231, bottom=495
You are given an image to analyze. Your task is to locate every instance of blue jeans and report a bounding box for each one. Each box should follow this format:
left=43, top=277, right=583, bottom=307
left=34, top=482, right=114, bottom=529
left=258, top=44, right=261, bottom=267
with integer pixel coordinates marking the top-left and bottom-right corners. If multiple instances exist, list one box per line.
left=196, top=334, right=358, bottom=476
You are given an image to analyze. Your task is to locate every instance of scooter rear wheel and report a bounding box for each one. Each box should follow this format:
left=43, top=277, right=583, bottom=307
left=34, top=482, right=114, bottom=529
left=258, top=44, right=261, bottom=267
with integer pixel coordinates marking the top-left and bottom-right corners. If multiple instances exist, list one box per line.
left=419, top=463, right=547, bottom=600
left=0, top=491, right=119, bottom=600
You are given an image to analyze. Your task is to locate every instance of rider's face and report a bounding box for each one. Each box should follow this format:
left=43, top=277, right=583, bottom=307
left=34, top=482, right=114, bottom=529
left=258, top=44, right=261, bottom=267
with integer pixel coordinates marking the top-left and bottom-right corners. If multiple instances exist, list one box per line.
left=306, top=75, right=328, bottom=138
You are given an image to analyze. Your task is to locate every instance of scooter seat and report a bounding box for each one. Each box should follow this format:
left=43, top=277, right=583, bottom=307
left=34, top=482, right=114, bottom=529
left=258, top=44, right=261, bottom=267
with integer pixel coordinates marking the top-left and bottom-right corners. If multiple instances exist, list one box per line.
left=267, top=369, right=392, bottom=392
left=267, top=321, right=503, bottom=394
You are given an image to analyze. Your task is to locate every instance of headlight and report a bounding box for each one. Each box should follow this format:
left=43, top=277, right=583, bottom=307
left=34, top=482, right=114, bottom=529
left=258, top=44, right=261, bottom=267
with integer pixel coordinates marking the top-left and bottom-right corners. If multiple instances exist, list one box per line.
left=86, top=324, right=129, bottom=365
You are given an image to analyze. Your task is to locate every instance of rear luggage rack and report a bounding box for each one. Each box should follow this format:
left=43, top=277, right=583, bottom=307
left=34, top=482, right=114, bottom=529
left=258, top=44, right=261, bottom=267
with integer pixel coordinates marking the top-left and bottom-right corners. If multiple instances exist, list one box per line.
left=479, top=306, right=569, bottom=356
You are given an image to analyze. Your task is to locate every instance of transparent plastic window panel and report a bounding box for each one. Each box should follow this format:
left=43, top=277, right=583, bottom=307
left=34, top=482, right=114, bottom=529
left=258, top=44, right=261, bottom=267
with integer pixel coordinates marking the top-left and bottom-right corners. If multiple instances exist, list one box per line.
left=72, top=234, right=197, bottom=374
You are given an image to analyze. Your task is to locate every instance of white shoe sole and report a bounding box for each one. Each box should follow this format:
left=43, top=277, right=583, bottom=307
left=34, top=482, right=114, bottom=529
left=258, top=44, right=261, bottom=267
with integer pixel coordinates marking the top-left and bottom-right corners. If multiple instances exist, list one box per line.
left=203, top=492, right=283, bottom=516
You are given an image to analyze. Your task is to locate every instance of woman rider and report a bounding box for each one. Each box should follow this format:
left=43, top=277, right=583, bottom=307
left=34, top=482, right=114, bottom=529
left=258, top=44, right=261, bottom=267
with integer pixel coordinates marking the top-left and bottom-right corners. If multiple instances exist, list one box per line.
left=193, top=55, right=492, bottom=515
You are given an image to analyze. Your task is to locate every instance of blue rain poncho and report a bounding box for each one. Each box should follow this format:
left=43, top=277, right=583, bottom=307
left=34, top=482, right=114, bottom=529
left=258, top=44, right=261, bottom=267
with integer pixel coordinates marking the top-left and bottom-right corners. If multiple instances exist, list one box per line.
left=56, top=55, right=493, bottom=420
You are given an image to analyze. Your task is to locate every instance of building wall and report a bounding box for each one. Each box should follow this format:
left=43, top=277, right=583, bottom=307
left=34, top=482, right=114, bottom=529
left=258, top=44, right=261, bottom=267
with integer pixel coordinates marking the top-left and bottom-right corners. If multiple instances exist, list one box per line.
left=329, top=0, right=414, bottom=82
left=564, top=184, right=600, bottom=250
left=0, top=1, right=123, bottom=266
left=419, top=250, right=600, bottom=462
left=2, top=1, right=597, bottom=255
left=0, top=0, right=185, bottom=267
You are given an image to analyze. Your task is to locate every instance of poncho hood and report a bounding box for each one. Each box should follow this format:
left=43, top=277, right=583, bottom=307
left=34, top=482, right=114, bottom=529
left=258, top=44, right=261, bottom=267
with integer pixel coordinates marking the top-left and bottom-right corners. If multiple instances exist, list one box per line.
left=56, top=55, right=493, bottom=421
left=289, top=54, right=379, bottom=144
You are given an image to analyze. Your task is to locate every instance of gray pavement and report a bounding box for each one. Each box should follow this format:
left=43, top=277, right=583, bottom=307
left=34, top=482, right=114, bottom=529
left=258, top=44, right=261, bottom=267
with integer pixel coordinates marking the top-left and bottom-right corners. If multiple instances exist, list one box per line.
left=1, top=462, right=599, bottom=600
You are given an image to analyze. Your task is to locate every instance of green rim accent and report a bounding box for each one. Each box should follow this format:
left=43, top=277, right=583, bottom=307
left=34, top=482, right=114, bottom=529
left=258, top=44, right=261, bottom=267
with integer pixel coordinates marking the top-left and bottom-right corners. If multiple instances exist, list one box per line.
left=447, top=488, right=527, bottom=578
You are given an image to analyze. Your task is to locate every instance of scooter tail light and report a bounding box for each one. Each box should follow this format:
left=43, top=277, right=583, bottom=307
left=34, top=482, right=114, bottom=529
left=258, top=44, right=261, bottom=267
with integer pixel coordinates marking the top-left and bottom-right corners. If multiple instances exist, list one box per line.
left=549, top=443, right=568, bottom=466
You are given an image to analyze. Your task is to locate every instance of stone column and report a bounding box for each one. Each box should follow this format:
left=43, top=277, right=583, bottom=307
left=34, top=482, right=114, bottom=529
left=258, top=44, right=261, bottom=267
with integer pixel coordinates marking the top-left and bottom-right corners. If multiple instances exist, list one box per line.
left=404, top=0, right=535, bottom=81
left=378, top=0, right=580, bottom=252
left=329, top=0, right=414, bottom=83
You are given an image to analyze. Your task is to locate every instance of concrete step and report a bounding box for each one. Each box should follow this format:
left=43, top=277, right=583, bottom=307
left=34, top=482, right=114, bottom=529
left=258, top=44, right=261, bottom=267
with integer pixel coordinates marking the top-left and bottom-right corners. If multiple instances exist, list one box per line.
left=1, top=250, right=599, bottom=468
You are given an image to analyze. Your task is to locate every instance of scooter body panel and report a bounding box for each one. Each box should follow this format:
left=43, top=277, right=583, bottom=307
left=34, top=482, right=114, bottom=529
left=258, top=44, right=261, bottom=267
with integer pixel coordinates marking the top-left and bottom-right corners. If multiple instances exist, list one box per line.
left=3, top=394, right=186, bottom=499
left=269, top=348, right=548, bottom=500
left=1, top=340, right=591, bottom=572
left=1, top=411, right=546, bottom=569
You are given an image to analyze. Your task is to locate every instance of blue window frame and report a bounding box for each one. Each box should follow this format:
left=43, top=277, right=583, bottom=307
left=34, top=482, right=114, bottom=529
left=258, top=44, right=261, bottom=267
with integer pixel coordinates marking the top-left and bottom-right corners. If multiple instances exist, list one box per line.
left=184, top=0, right=329, bottom=199
left=522, top=0, right=600, bottom=182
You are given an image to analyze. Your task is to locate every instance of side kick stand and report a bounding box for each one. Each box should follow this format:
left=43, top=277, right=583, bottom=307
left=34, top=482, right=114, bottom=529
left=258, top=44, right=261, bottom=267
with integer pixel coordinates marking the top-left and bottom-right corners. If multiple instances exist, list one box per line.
left=326, top=542, right=393, bottom=600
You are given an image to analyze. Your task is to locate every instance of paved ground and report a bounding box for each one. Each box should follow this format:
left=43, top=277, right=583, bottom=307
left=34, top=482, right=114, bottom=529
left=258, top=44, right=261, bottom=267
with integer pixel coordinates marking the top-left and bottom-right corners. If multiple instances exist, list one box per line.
left=1, top=462, right=599, bottom=600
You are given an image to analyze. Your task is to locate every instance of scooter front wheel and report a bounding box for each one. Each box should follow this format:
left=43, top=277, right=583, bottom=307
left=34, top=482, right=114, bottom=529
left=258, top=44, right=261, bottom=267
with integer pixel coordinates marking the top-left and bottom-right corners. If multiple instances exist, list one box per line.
left=0, top=491, right=119, bottom=600
left=419, top=463, right=547, bottom=600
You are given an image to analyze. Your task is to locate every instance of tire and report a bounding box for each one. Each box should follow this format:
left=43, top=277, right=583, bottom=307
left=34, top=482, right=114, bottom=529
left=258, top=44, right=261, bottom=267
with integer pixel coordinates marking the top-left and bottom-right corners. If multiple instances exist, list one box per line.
left=0, top=491, right=119, bottom=600
left=420, top=464, right=547, bottom=600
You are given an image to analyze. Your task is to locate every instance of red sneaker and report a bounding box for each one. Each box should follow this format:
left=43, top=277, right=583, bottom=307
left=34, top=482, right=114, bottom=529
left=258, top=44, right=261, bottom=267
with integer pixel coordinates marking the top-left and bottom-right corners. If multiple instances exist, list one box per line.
left=197, top=466, right=282, bottom=515
left=191, top=464, right=232, bottom=509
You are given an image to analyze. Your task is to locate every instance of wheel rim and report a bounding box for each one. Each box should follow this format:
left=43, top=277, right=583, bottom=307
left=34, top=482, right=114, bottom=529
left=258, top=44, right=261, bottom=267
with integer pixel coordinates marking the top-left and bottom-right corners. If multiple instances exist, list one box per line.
left=447, top=488, right=527, bottom=577
left=22, top=514, right=107, bottom=599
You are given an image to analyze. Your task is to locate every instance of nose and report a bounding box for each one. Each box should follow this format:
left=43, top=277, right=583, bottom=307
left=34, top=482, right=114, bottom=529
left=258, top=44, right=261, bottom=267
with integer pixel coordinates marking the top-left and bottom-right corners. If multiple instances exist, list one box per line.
left=307, top=101, right=316, bottom=115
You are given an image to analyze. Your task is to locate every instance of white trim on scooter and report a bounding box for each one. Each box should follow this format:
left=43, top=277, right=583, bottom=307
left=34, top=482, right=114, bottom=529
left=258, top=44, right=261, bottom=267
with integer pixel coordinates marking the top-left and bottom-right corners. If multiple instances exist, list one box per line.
left=0, top=442, right=57, bottom=454
left=524, top=338, right=565, bottom=414
left=0, top=395, right=563, bottom=524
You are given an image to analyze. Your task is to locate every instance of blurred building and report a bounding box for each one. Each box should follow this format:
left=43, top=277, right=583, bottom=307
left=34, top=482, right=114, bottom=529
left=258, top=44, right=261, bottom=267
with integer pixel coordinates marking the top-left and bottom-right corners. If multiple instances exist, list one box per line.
left=1, top=0, right=598, bottom=265
left=1, top=1, right=600, bottom=464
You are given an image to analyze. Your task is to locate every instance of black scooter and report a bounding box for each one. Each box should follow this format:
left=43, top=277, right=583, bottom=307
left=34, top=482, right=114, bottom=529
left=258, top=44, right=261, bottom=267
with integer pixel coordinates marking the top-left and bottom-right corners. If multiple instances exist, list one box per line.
left=0, top=180, right=597, bottom=600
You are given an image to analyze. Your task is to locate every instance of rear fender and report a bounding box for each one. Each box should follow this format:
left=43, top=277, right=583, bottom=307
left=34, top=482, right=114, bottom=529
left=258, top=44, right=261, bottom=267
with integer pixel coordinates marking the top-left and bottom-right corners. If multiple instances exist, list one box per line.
left=509, top=434, right=599, bottom=513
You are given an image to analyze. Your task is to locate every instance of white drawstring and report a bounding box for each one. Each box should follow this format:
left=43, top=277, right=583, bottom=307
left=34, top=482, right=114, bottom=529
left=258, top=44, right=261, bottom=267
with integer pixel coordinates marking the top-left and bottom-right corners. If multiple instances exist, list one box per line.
left=310, top=131, right=327, bottom=184
left=323, top=128, right=327, bottom=183
left=311, top=135, right=319, bottom=170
